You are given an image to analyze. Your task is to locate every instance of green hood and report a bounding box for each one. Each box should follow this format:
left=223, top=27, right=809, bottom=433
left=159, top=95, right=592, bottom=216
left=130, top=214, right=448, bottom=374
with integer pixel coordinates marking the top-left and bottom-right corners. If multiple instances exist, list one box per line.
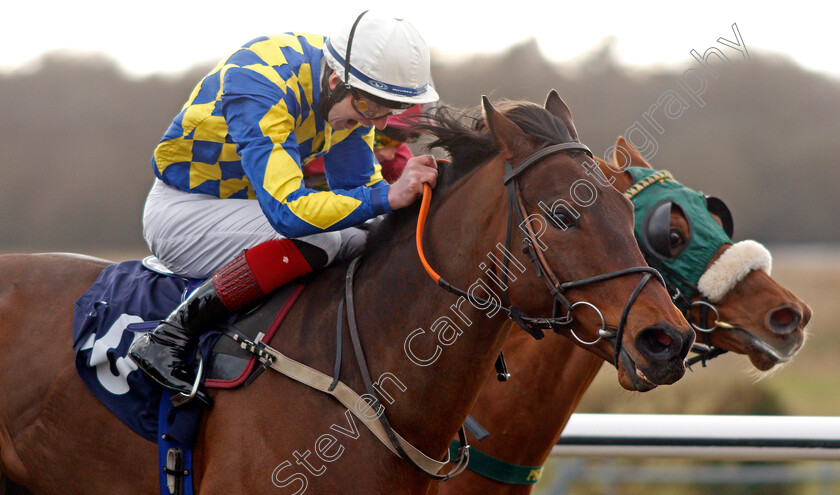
left=624, top=167, right=733, bottom=306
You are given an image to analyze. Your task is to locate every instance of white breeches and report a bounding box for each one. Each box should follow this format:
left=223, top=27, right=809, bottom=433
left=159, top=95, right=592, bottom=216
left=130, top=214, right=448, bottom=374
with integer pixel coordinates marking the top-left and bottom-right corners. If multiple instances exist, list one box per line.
left=142, top=179, right=367, bottom=279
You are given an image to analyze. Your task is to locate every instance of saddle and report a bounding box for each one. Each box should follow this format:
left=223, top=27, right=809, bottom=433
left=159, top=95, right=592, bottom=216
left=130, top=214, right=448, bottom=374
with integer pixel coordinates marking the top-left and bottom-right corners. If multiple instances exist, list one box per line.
left=203, top=282, right=304, bottom=388
left=74, top=256, right=466, bottom=493
left=136, top=255, right=306, bottom=389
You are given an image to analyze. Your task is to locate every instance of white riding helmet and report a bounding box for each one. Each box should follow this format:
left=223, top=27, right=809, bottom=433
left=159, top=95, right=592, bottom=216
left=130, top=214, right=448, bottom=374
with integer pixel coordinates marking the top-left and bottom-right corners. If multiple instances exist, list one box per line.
left=323, top=11, right=439, bottom=106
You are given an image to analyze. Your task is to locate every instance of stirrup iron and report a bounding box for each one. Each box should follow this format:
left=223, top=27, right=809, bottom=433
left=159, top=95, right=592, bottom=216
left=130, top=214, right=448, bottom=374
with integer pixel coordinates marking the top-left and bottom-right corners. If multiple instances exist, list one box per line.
left=170, top=356, right=207, bottom=407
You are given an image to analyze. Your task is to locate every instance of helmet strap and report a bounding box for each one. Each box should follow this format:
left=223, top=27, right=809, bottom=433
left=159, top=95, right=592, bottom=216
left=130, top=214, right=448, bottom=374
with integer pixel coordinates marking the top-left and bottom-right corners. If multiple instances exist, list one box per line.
left=320, top=10, right=369, bottom=121
left=318, top=65, right=349, bottom=121
left=343, top=10, right=369, bottom=91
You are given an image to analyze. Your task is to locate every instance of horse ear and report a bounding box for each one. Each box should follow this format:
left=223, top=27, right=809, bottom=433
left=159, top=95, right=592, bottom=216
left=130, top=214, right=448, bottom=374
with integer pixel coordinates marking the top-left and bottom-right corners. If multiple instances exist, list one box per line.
left=544, top=89, right=579, bottom=141
left=614, top=136, right=651, bottom=169
left=482, top=95, right=531, bottom=161
left=594, top=154, right=634, bottom=192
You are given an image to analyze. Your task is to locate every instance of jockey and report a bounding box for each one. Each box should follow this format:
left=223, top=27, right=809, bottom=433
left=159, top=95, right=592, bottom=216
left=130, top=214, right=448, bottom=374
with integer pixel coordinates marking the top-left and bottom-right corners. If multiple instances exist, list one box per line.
left=129, top=11, right=439, bottom=405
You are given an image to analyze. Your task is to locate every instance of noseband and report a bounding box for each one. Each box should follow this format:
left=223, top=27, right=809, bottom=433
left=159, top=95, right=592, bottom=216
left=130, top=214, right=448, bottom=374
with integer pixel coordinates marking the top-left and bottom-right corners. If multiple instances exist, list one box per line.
left=417, top=141, right=667, bottom=366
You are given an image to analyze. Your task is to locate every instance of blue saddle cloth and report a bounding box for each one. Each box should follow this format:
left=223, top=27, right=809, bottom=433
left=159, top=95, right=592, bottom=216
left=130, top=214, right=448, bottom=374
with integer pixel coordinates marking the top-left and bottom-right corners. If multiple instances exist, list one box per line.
left=73, top=260, right=204, bottom=444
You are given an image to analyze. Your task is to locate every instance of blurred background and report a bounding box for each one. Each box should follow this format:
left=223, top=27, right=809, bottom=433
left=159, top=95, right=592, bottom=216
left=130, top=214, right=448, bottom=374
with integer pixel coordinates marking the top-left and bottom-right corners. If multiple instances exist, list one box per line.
left=3, top=1, right=838, bottom=493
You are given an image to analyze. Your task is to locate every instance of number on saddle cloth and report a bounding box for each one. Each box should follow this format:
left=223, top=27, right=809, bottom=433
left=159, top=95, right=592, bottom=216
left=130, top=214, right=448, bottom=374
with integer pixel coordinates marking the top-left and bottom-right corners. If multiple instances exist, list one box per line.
left=72, top=257, right=306, bottom=445
left=73, top=259, right=188, bottom=442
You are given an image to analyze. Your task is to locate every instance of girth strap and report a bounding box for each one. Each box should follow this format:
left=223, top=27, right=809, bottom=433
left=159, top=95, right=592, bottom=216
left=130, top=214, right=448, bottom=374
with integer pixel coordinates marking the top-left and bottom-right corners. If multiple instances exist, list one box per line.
left=449, top=440, right=544, bottom=485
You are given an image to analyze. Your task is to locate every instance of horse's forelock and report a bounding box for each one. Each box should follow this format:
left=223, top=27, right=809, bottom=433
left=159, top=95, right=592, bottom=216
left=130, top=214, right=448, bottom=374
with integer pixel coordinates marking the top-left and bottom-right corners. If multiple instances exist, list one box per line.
left=418, top=102, right=575, bottom=191
left=489, top=100, right=576, bottom=145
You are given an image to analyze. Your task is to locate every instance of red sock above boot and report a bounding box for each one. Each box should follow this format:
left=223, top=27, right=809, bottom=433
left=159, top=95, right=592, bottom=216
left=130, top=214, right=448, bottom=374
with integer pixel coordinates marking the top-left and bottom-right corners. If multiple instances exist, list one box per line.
left=212, top=239, right=315, bottom=312
left=243, top=239, right=314, bottom=294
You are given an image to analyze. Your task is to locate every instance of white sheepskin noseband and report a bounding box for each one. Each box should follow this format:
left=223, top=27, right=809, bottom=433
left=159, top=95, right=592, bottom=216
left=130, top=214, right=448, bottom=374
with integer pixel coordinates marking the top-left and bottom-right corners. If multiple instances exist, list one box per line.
left=697, top=240, right=772, bottom=302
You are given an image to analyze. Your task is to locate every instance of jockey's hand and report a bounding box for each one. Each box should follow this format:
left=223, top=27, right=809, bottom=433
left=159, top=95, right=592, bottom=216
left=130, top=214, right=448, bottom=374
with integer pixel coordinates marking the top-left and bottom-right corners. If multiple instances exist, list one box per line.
left=387, top=154, right=438, bottom=210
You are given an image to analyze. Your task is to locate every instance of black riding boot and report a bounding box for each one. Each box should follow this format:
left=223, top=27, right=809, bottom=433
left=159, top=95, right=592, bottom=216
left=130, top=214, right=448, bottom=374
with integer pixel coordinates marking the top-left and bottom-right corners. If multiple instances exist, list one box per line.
left=128, top=278, right=229, bottom=407
left=130, top=241, right=322, bottom=406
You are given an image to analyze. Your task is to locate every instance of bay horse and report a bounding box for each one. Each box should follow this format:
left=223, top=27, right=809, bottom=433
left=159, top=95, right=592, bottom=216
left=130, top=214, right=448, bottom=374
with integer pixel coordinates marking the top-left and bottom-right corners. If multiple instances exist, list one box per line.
left=436, top=136, right=811, bottom=495
left=0, top=93, right=694, bottom=494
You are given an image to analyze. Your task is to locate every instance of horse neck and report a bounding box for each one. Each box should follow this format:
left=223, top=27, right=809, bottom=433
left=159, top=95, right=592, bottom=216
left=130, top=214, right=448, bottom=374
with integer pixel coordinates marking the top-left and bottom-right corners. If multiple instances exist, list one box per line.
left=462, top=334, right=604, bottom=473
left=353, top=156, right=519, bottom=459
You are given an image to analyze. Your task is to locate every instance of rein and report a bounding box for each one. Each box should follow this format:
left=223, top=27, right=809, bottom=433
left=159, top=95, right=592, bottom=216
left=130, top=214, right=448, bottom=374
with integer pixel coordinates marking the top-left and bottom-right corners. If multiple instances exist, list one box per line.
left=405, top=142, right=666, bottom=486
left=417, top=143, right=667, bottom=366
left=234, top=143, right=676, bottom=484
left=436, top=162, right=742, bottom=487
left=341, top=257, right=471, bottom=481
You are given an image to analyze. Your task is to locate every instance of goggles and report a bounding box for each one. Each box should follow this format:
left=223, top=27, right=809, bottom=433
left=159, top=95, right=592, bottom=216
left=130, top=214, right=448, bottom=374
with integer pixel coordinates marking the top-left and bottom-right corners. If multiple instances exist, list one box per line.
left=351, top=89, right=410, bottom=120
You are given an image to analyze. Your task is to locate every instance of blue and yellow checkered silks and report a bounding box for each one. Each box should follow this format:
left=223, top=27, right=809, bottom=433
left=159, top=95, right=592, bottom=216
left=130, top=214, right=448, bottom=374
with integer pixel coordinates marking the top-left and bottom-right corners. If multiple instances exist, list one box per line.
left=151, top=33, right=390, bottom=237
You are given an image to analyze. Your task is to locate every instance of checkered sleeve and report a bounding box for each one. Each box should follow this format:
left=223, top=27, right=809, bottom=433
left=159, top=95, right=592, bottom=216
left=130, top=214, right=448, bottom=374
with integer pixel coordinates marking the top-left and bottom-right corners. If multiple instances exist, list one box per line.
left=220, top=66, right=391, bottom=237
left=323, top=125, right=387, bottom=189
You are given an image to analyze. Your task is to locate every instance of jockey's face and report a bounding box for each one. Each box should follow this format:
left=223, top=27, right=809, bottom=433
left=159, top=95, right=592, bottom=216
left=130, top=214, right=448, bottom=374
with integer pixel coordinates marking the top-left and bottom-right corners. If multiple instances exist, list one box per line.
left=327, top=73, right=390, bottom=131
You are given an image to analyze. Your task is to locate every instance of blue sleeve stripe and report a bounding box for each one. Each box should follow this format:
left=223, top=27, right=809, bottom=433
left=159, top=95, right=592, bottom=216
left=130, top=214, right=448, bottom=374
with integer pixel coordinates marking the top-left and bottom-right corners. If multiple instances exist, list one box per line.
left=371, top=184, right=391, bottom=215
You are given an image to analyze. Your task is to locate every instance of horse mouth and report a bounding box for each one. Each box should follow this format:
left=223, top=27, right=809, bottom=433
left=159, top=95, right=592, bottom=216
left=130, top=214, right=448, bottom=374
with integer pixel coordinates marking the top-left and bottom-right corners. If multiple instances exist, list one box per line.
left=618, top=350, right=658, bottom=392
left=731, top=328, right=802, bottom=371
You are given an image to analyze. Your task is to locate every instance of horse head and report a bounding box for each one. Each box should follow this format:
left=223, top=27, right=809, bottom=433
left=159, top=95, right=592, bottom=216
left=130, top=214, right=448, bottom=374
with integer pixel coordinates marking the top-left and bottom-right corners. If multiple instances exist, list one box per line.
left=463, top=90, right=695, bottom=391
left=601, top=136, right=810, bottom=371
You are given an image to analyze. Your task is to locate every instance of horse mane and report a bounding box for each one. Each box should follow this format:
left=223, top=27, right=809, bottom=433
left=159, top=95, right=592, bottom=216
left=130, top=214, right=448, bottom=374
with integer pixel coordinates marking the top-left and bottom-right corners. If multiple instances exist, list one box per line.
left=365, top=100, right=577, bottom=253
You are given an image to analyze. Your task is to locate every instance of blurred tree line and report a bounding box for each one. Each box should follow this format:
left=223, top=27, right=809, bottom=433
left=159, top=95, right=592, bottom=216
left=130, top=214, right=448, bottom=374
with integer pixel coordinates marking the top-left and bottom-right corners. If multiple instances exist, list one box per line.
left=2, top=39, right=838, bottom=252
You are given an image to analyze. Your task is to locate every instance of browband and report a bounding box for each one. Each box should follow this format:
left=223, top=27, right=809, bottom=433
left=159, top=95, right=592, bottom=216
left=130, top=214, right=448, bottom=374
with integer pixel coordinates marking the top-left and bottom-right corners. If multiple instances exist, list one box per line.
left=503, top=142, right=592, bottom=184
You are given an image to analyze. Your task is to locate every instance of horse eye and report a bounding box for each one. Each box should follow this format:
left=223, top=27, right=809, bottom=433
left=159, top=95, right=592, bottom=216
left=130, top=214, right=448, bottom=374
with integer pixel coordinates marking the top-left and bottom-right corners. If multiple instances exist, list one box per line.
left=551, top=212, right=578, bottom=230
left=669, top=230, right=685, bottom=250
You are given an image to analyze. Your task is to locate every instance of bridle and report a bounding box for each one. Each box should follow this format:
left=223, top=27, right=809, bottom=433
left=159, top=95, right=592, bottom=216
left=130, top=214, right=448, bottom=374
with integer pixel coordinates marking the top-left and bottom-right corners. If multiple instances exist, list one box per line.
left=658, top=273, right=733, bottom=367
left=303, top=139, right=671, bottom=482
left=622, top=170, right=735, bottom=367
left=417, top=141, right=668, bottom=366
left=684, top=297, right=734, bottom=367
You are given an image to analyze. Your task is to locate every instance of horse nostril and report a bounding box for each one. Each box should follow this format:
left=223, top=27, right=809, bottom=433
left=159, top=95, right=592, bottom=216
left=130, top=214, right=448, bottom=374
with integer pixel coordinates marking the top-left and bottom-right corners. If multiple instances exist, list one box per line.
left=652, top=330, right=672, bottom=349
left=637, top=326, right=676, bottom=356
left=767, top=307, right=802, bottom=334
